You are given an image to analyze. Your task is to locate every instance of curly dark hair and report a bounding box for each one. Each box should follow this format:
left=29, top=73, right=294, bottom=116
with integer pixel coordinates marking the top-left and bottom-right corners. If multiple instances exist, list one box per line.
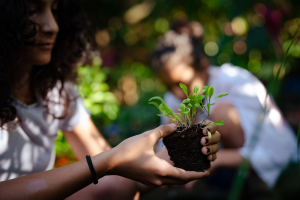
left=0, top=0, right=91, bottom=128
left=152, top=20, right=208, bottom=71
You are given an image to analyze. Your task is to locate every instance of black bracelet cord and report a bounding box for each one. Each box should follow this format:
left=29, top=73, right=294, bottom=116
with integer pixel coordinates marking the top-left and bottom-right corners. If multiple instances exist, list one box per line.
left=86, top=155, right=98, bottom=184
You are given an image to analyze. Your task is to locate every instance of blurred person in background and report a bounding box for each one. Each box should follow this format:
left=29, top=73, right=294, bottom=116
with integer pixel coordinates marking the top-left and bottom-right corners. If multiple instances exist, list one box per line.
left=0, top=1, right=221, bottom=199
left=152, top=20, right=297, bottom=199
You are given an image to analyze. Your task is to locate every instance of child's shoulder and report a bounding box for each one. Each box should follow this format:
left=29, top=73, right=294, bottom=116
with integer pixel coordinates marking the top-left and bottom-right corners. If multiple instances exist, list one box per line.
left=209, top=63, right=259, bottom=86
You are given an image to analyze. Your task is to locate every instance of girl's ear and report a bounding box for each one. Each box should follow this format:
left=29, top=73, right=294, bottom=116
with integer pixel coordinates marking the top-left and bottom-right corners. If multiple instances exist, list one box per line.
left=190, top=22, right=204, bottom=39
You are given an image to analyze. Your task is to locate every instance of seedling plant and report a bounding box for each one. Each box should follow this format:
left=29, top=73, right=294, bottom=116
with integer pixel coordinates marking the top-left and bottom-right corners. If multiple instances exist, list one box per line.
left=149, top=83, right=228, bottom=138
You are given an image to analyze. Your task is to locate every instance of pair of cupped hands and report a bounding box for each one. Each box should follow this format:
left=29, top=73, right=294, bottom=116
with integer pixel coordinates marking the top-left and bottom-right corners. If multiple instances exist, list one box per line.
left=104, top=122, right=220, bottom=186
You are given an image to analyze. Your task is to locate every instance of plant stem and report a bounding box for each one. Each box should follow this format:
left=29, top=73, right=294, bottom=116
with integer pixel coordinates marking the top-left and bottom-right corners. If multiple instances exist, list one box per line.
left=200, top=114, right=209, bottom=126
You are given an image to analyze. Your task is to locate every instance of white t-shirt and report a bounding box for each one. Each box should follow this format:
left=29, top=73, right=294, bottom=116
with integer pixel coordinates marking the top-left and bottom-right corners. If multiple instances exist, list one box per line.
left=0, top=83, right=90, bottom=182
left=157, top=63, right=297, bottom=188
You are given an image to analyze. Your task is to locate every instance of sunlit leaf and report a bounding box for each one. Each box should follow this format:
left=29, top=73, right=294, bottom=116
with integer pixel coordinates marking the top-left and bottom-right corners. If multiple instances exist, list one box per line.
left=192, top=93, right=198, bottom=100
left=182, top=98, right=190, bottom=103
left=213, top=120, right=225, bottom=126
left=148, top=102, right=159, bottom=110
left=203, top=85, right=210, bottom=99
left=208, top=87, right=214, bottom=99
left=194, top=85, right=200, bottom=93
left=198, top=89, right=205, bottom=94
left=180, top=103, right=186, bottom=112
left=179, top=83, right=188, bottom=97
left=216, top=92, right=228, bottom=98
left=203, top=122, right=212, bottom=129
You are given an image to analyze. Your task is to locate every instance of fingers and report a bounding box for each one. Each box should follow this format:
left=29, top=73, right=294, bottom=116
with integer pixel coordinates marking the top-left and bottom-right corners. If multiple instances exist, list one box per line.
left=202, top=121, right=217, bottom=136
left=201, top=131, right=221, bottom=146
left=202, top=144, right=219, bottom=155
left=161, top=167, right=209, bottom=185
left=173, top=168, right=209, bottom=182
left=149, top=124, right=177, bottom=142
left=207, top=153, right=217, bottom=162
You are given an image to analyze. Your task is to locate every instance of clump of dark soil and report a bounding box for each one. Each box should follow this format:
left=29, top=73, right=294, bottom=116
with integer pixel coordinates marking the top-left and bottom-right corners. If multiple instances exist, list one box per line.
left=163, top=124, right=210, bottom=172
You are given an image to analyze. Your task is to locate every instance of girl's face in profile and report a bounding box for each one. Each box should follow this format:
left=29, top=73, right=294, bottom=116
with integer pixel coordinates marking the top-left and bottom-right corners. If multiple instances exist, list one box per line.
left=23, top=0, right=59, bottom=66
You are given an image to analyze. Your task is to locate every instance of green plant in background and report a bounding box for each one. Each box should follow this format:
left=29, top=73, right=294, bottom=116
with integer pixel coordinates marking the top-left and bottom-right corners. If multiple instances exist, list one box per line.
left=76, top=57, right=119, bottom=125
left=149, top=83, right=228, bottom=137
left=55, top=56, right=119, bottom=167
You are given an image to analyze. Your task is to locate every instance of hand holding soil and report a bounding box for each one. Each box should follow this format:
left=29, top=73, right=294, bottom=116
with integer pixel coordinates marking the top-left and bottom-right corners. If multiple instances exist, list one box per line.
left=107, top=124, right=210, bottom=186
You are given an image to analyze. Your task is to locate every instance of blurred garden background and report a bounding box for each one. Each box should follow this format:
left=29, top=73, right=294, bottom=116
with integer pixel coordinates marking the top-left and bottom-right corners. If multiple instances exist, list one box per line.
left=54, top=0, right=300, bottom=199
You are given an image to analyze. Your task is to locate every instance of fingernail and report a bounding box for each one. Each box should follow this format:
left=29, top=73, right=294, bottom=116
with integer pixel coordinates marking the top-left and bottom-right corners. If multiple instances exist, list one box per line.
left=206, top=128, right=210, bottom=134
left=206, top=148, right=210, bottom=153
left=205, top=138, right=209, bottom=144
left=167, top=123, right=177, bottom=129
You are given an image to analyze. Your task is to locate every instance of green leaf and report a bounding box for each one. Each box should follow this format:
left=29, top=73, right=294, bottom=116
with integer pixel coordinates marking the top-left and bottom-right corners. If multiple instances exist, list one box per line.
left=210, top=103, right=215, bottom=105
left=216, top=92, right=228, bottom=98
left=192, top=93, right=198, bottom=100
left=202, top=86, right=210, bottom=101
left=196, top=95, right=205, bottom=104
left=180, top=103, right=186, bottom=112
left=149, top=96, right=164, bottom=102
left=182, top=98, right=190, bottom=103
left=195, top=103, right=200, bottom=107
left=194, top=85, right=200, bottom=93
left=203, top=122, right=212, bottom=129
left=198, top=89, right=205, bottom=94
left=208, top=87, right=214, bottom=99
left=213, top=120, right=225, bottom=126
left=148, top=102, right=159, bottom=110
left=179, top=83, right=188, bottom=97
left=149, top=96, right=173, bottom=116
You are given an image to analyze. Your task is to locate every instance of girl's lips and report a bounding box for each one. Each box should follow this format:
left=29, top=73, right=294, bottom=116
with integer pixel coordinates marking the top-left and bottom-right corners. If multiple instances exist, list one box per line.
left=38, top=43, right=54, bottom=50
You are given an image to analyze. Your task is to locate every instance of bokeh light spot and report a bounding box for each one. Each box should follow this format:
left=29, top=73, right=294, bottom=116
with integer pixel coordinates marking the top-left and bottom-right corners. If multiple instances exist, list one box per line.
left=204, top=42, right=219, bottom=56
left=254, top=3, right=267, bottom=16
left=223, top=22, right=234, bottom=36
left=141, top=78, right=155, bottom=92
left=95, top=30, right=110, bottom=47
left=248, top=60, right=261, bottom=73
left=124, top=31, right=137, bottom=46
left=154, top=18, right=169, bottom=33
left=252, top=15, right=265, bottom=27
left=233, top=41, right=247, bottom=54
left=217, top=53, right=231, bottom=65
left=231, top=17, right=248, bottom=35
left=271, top=11, right=282, bottom=24
left=124, top=1, right=155, bottom=25
left=249, top=50, right=262, bottom=60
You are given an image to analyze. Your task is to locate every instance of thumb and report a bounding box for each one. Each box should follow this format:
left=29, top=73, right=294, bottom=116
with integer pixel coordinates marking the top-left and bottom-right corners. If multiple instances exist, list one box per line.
left=152, top=123, right=177, bottom=141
